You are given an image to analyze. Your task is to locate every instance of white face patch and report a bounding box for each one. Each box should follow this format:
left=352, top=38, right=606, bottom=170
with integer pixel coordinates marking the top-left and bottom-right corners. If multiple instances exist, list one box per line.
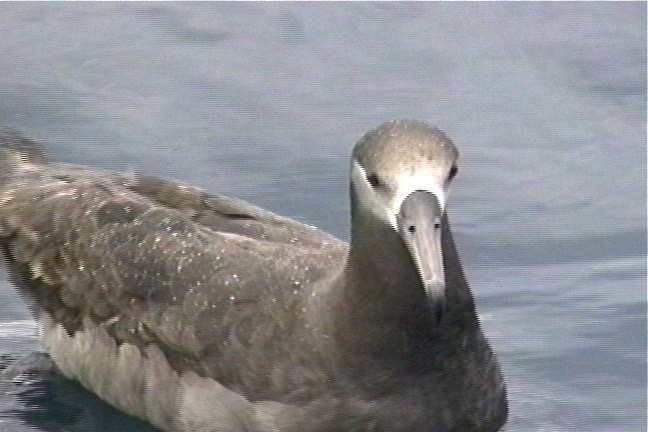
left=390, top=169, right=448, bottom=215
left=351, top=159, right=449, bottom=231
left=351, top=160, right=397, bottom=228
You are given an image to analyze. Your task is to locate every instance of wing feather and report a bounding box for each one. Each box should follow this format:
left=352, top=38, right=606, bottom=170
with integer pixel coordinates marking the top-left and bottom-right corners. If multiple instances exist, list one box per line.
left=0, top=134, right=345, bottom=374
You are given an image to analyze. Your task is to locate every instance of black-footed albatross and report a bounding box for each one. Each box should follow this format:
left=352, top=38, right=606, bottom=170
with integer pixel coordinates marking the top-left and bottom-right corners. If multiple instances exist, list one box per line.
left=0, top=121, right=507, bottom=432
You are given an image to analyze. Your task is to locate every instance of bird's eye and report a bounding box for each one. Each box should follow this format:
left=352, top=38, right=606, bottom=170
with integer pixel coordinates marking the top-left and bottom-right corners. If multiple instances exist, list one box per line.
left=366, top=173, right=381, bottom=187
left=448, top=165, right=458, bottom=181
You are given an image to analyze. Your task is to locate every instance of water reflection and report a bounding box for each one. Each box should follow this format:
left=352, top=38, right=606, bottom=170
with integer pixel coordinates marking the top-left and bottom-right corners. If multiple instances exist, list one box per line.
left=0, top=353, right=158, bottom=432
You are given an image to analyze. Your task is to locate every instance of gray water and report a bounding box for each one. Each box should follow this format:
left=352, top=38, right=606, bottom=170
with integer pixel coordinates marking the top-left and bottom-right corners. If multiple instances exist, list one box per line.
left=0, top=3, right=645, bottom=431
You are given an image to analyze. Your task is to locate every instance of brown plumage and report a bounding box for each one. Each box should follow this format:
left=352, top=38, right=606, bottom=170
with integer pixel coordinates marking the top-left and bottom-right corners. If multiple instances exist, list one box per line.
left=0, top=122, right=507, bottom=432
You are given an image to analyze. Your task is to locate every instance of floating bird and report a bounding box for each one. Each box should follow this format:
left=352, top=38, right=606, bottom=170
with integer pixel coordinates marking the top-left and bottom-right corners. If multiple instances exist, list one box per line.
left=0, top=121, right=507, bottom=432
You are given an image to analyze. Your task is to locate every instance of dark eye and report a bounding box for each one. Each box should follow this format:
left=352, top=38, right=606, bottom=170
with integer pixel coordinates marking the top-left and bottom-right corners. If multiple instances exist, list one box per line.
left=448, top=165, right=458, bottom=181
left=366, top=173, right=381, bottom=187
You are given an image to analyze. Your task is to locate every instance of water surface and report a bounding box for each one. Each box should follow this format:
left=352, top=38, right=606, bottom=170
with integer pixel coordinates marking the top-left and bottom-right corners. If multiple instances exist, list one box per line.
left=0, top=3, right=645, bottom=431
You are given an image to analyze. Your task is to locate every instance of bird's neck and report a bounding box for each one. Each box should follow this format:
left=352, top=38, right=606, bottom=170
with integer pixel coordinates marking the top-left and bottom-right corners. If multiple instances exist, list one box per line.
left=346, top=217, right=426, bottom=322
left=328, top=211, right=481, bottom=368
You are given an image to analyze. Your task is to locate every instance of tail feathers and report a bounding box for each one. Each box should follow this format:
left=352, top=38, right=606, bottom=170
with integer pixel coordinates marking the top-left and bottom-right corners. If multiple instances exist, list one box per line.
left=0, top=129, right=50, bottom=184
left=0, top=129, right=49, bottom=163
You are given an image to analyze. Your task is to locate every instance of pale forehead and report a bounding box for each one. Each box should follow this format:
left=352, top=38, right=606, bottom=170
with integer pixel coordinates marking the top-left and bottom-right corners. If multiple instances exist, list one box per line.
left=352, top=120, right=458, bottom=172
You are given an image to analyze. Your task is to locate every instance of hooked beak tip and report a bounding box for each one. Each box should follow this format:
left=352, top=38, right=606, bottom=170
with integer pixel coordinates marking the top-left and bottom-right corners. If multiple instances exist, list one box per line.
left=425, top=283, right=446, bottom=325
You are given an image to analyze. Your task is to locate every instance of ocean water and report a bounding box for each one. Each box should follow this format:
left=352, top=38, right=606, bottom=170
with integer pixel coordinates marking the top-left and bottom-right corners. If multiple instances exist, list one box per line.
left=0, top=3, right=645, bottom=431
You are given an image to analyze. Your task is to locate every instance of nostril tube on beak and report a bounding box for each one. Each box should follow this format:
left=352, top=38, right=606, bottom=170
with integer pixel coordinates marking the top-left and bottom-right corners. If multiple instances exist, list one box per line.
left=397, top=190, right=446, bottom=326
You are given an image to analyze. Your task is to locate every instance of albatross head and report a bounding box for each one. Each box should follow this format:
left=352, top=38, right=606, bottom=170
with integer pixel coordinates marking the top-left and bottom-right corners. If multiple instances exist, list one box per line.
left=350, top=120, right=459, bottom=324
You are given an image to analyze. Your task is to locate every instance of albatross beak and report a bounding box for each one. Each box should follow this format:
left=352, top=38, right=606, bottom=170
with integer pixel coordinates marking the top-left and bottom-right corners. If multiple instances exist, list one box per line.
left=397, top=190, right=446, bottom=324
